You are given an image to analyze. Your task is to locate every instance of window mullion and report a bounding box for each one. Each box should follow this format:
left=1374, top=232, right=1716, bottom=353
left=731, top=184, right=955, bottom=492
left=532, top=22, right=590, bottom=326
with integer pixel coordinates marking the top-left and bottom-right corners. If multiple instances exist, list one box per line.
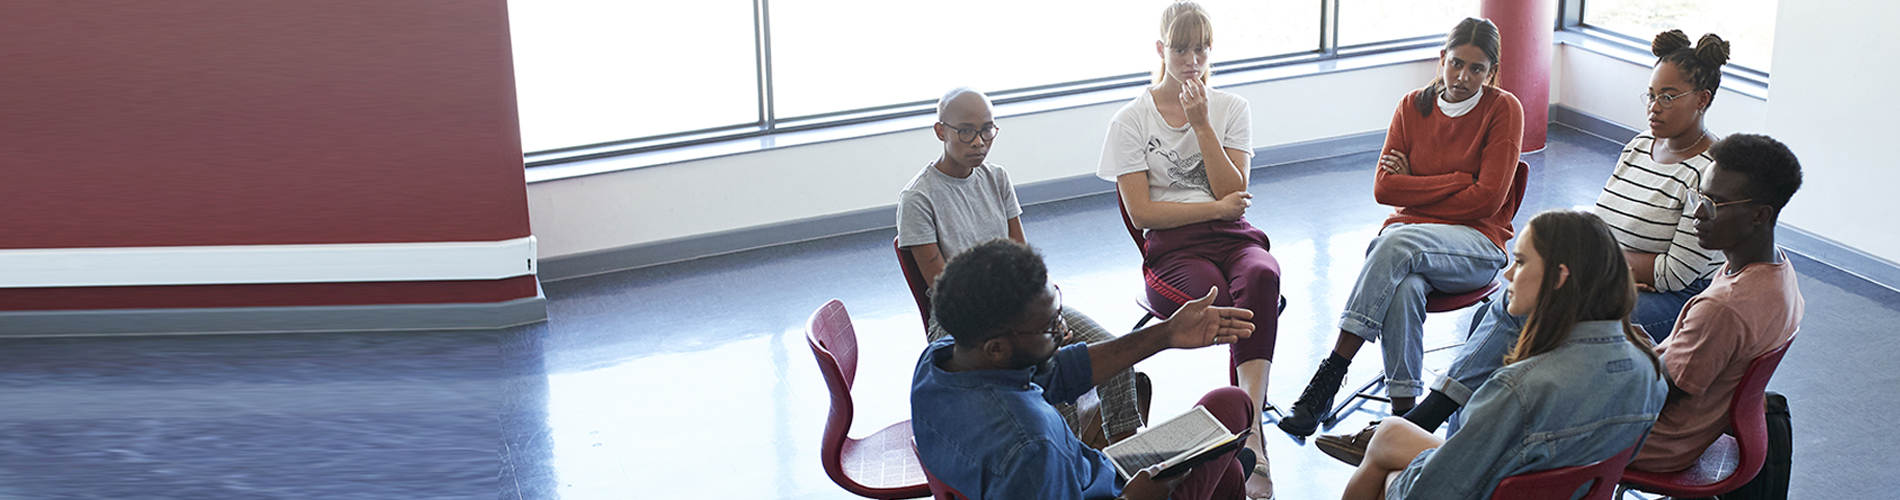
left=753, top=0, right=776, bottom=131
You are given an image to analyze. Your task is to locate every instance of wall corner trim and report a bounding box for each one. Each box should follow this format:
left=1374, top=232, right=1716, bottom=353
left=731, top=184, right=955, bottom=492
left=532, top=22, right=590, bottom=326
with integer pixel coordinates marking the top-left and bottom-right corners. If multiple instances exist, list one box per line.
left=1549, top=104, right=1640, bottom=145
left=0, top=287, right=548, bottom=337
left=1776, top=223, right=1900, bottom=293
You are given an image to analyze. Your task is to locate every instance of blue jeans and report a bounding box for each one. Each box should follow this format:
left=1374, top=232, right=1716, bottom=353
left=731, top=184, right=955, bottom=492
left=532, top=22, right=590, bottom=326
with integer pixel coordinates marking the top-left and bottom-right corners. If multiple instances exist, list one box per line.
left=1634, top=278, right=1711, bottom=343
left=1338, top=223, right=1507, bottom=399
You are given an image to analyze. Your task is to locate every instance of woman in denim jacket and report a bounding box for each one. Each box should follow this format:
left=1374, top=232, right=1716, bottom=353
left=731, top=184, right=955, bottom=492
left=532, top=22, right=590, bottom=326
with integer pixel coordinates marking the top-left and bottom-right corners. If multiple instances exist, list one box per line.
left=1340, top=210, right=1670, bottom=500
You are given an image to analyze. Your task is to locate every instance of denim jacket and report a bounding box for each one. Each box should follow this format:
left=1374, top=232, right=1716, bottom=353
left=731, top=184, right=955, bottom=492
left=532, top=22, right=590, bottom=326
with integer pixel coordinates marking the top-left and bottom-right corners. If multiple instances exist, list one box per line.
left=1391, top=319, right=1669, bottom=500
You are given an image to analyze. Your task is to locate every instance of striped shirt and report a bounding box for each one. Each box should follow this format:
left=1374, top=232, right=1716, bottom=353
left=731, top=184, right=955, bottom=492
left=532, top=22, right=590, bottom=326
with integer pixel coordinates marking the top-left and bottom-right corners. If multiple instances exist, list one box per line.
left=1593, top=134, right=1725, bottom=291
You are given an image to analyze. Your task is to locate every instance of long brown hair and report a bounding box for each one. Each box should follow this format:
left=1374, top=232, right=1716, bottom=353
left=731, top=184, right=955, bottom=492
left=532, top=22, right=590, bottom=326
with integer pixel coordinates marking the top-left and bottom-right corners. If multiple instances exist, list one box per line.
left=1504, top=211, right=1664, bottom=376
left=1414, top=17, right=1502, bottom=116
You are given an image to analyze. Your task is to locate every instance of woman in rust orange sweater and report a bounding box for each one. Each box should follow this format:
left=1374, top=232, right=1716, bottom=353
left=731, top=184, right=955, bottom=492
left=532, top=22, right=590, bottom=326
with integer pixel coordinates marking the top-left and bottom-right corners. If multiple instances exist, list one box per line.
left=1278, top=17, right=1525, bottom=437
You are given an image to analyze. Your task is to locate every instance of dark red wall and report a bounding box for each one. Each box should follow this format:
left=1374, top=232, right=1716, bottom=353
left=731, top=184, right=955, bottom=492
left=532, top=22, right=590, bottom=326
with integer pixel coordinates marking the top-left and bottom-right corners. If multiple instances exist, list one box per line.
left=0, top=1, right=535, bottom=310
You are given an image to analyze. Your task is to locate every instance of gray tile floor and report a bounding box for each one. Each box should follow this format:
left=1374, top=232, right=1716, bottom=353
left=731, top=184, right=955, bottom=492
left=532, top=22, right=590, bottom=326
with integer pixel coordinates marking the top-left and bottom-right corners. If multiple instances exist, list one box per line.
left=0, top=124, right=1892, bottom=500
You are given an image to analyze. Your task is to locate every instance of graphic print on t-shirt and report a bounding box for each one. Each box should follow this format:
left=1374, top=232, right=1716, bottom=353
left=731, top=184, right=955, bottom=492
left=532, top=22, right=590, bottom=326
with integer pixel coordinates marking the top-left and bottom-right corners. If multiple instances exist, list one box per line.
left=1147, top=138, right=1210, bottom=195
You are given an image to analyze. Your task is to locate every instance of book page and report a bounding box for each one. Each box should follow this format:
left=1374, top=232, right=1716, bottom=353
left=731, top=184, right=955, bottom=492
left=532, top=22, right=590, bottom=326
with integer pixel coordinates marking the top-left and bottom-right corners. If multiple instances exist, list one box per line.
left=1103, top=406, right=1232, bottom=478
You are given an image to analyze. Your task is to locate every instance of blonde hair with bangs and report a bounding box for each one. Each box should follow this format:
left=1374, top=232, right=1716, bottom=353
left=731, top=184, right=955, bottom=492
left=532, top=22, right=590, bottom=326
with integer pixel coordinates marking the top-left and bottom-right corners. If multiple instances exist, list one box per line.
left=1155, top=1, right=1214, bottom=85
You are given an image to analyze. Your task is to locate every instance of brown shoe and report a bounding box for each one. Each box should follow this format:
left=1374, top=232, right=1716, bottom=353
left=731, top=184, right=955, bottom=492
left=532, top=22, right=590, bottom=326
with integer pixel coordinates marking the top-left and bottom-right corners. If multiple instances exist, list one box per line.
left=1314, top=423, right=1378, bottom=466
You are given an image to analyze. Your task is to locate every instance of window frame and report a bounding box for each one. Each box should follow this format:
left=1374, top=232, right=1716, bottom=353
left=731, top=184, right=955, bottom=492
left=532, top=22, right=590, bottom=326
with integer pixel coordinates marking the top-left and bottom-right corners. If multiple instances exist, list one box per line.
left=1558, top=0, right=1772, bottom=86
left=522, top=0, right=1450, bottom=168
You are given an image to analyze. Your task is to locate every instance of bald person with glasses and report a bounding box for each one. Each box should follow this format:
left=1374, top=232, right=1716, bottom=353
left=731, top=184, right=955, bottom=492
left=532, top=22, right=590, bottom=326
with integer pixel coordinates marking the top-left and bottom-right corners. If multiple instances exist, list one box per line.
left=898, top=87, right=1150, bottom=447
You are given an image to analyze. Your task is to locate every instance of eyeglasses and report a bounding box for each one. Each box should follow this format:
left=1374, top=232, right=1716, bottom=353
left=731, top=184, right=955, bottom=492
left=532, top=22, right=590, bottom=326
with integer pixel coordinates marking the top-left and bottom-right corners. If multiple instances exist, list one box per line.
left=1685, top=189, right=1755, bottom=218
left=1016, top=285, right=1069, bottom=340
left=1640, top=90, right=1703, bottom=109
left=937, top=122, right=999, bottom=144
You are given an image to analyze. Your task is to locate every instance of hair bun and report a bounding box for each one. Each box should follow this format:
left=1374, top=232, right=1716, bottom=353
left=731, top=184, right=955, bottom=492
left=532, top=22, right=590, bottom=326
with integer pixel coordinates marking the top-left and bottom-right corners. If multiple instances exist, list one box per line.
left=1694, top=33, right=1731, bottom=67
left=1651, top=29, right=1691, bottom=57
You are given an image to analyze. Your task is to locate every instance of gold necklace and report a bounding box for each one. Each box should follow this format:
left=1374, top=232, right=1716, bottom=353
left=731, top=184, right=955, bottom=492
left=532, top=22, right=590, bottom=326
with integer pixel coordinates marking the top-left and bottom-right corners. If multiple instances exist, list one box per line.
left=1663, top=133, right=1706, bottom=155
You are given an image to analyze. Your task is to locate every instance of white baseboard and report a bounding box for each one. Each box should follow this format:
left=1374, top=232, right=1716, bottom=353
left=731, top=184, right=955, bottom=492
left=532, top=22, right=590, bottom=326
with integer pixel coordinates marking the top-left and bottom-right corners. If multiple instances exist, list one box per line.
left=0, top=236, right=536, bottom=288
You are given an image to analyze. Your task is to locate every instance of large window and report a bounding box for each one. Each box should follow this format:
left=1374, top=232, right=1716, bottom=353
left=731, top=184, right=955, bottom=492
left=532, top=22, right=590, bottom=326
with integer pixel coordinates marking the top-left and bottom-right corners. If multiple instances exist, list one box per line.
left=1338, top=0, right=1479, bottom=47
left=1582, top=0, right=1777, bottom=72
left=769, top=0, right=1318, bottom=120
left=509, top=1, right=1456, bottom=160
left=509, top=0, right=760, bottom=154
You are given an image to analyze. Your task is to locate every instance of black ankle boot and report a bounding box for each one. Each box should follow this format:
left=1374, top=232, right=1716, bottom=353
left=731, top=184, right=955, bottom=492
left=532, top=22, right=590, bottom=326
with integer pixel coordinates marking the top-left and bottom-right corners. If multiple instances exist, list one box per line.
left=1277, top=355, right=1350, bottom=436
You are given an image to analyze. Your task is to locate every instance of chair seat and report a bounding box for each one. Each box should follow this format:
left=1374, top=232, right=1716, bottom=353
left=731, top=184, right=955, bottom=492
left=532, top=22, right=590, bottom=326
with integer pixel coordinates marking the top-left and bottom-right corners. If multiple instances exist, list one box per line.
left=1425, top=280, right=1501, bottom=313
left=840, top=420, right=929, bottom=489
left=1624, top=434, right=1741, bottom=491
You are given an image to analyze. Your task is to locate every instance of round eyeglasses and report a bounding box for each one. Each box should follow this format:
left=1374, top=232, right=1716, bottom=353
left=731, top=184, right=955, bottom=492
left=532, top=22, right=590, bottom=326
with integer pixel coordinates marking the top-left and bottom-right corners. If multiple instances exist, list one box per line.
left=938, top=122, right=999, bottom=144
left=1685, top=189, right=1755, bottom=218
left=1640, top=90, right=1702, bottom=110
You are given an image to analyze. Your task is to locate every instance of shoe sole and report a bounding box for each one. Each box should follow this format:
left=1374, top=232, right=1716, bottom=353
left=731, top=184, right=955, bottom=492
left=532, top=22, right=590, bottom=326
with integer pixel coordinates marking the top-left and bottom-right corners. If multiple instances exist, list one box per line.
left=1275, top=416, right=1317, bottom=437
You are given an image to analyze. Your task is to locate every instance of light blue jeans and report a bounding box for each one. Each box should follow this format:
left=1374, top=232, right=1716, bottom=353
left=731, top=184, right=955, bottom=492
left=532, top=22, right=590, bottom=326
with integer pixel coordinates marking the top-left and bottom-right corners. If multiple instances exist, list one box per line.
left=1339, top=223, right=1507, bottom=399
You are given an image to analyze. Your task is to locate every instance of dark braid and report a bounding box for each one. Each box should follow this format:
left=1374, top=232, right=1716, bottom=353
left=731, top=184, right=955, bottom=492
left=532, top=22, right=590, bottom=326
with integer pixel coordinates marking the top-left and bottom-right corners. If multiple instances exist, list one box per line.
left=1651, top=30, right=1731, bottom=104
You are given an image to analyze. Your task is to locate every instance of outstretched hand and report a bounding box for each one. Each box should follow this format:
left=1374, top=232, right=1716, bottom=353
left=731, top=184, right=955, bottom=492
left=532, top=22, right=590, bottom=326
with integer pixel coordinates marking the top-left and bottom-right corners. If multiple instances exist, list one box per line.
left=1160, top=287, right=1255, bottom=349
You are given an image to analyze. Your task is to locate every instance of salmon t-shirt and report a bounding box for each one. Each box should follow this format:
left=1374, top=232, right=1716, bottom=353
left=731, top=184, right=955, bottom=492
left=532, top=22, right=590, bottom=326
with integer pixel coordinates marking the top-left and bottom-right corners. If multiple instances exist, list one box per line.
left=1630, top=251, right=1804, bottom=472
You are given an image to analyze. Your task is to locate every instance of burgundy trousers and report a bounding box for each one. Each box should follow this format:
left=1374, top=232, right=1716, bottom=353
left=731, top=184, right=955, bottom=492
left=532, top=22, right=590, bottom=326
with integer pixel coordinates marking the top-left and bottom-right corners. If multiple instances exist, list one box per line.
left=1141, top=218, right=1282, bottom=372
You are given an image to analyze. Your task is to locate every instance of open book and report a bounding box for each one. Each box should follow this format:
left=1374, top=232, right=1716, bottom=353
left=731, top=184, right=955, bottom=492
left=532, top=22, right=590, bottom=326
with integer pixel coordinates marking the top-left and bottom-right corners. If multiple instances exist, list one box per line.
left=1103, top=405, right=1249, bottom=480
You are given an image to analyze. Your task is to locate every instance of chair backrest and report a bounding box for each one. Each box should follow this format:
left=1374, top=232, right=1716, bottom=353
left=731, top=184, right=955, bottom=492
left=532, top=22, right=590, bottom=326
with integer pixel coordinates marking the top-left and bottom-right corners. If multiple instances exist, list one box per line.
left=1493, top=443, right=1640, bottom=500
left=1621, top=329, right=1798, bottom=496
left=807, top=300, right=860, bottom=470
left=913, top=438, right=972, bottom=500
left=895, top=238, right=933, bottom=328
left=1503, top=160, right=1530, bottom=221
left=1722, top=329, right=1799, bottom=485
left=1115, top=195, right=1148, bottom=257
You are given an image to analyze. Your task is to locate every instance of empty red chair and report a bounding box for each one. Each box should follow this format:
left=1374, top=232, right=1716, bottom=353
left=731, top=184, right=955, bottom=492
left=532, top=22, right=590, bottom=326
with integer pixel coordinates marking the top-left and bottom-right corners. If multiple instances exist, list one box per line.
left=807, top=300, right=931, bottom=499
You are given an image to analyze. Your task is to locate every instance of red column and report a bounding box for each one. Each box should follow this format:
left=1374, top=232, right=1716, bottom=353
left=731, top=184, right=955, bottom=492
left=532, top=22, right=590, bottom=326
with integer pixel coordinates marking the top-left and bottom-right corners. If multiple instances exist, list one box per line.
left=1483, top=0, right=1554, bottom=153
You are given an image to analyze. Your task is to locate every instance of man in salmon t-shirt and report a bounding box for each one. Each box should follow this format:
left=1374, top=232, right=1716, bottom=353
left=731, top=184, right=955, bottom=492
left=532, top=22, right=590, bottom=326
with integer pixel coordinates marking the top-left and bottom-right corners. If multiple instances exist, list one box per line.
left=1629, top=133, right=1805, bottom=472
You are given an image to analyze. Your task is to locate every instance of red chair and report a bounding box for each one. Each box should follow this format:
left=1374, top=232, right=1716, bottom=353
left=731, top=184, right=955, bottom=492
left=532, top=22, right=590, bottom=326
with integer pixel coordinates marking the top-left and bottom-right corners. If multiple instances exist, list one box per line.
left=1620, top=330, right=1798, bottom=498
left=807, top=300, right=931, bottom=499
left=1492, top=443, right=1639, bottom=500
left=1319, top=160, right=1530, bottom=427
left=911, top=438, right=972, bottom=500
left=895, top=238, right=933, bottom=329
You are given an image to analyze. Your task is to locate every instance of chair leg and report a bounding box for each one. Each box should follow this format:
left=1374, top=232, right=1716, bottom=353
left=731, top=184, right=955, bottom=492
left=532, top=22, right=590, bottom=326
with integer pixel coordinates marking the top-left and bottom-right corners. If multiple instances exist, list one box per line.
left=1133, top=313, right=1156, bottom=329
left=1321, top=376, right=1387, bottom=427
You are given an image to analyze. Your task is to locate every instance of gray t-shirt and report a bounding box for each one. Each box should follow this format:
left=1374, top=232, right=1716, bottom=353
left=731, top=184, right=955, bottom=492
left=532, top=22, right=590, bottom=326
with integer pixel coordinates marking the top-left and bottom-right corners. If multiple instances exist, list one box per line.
left=897, top=162, right=1023, bottom=259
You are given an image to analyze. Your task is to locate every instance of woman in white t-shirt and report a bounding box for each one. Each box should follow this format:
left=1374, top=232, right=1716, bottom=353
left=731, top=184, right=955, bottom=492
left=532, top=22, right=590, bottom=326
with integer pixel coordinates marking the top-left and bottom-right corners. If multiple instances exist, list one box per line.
left=1096, top=3, right=1279, bottom=497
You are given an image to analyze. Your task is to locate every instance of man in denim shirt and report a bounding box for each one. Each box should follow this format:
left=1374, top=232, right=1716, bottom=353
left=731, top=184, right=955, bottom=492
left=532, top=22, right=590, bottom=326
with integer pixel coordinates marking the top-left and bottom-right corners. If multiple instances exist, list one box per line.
left=910, top=240, right=1257, bottom=500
